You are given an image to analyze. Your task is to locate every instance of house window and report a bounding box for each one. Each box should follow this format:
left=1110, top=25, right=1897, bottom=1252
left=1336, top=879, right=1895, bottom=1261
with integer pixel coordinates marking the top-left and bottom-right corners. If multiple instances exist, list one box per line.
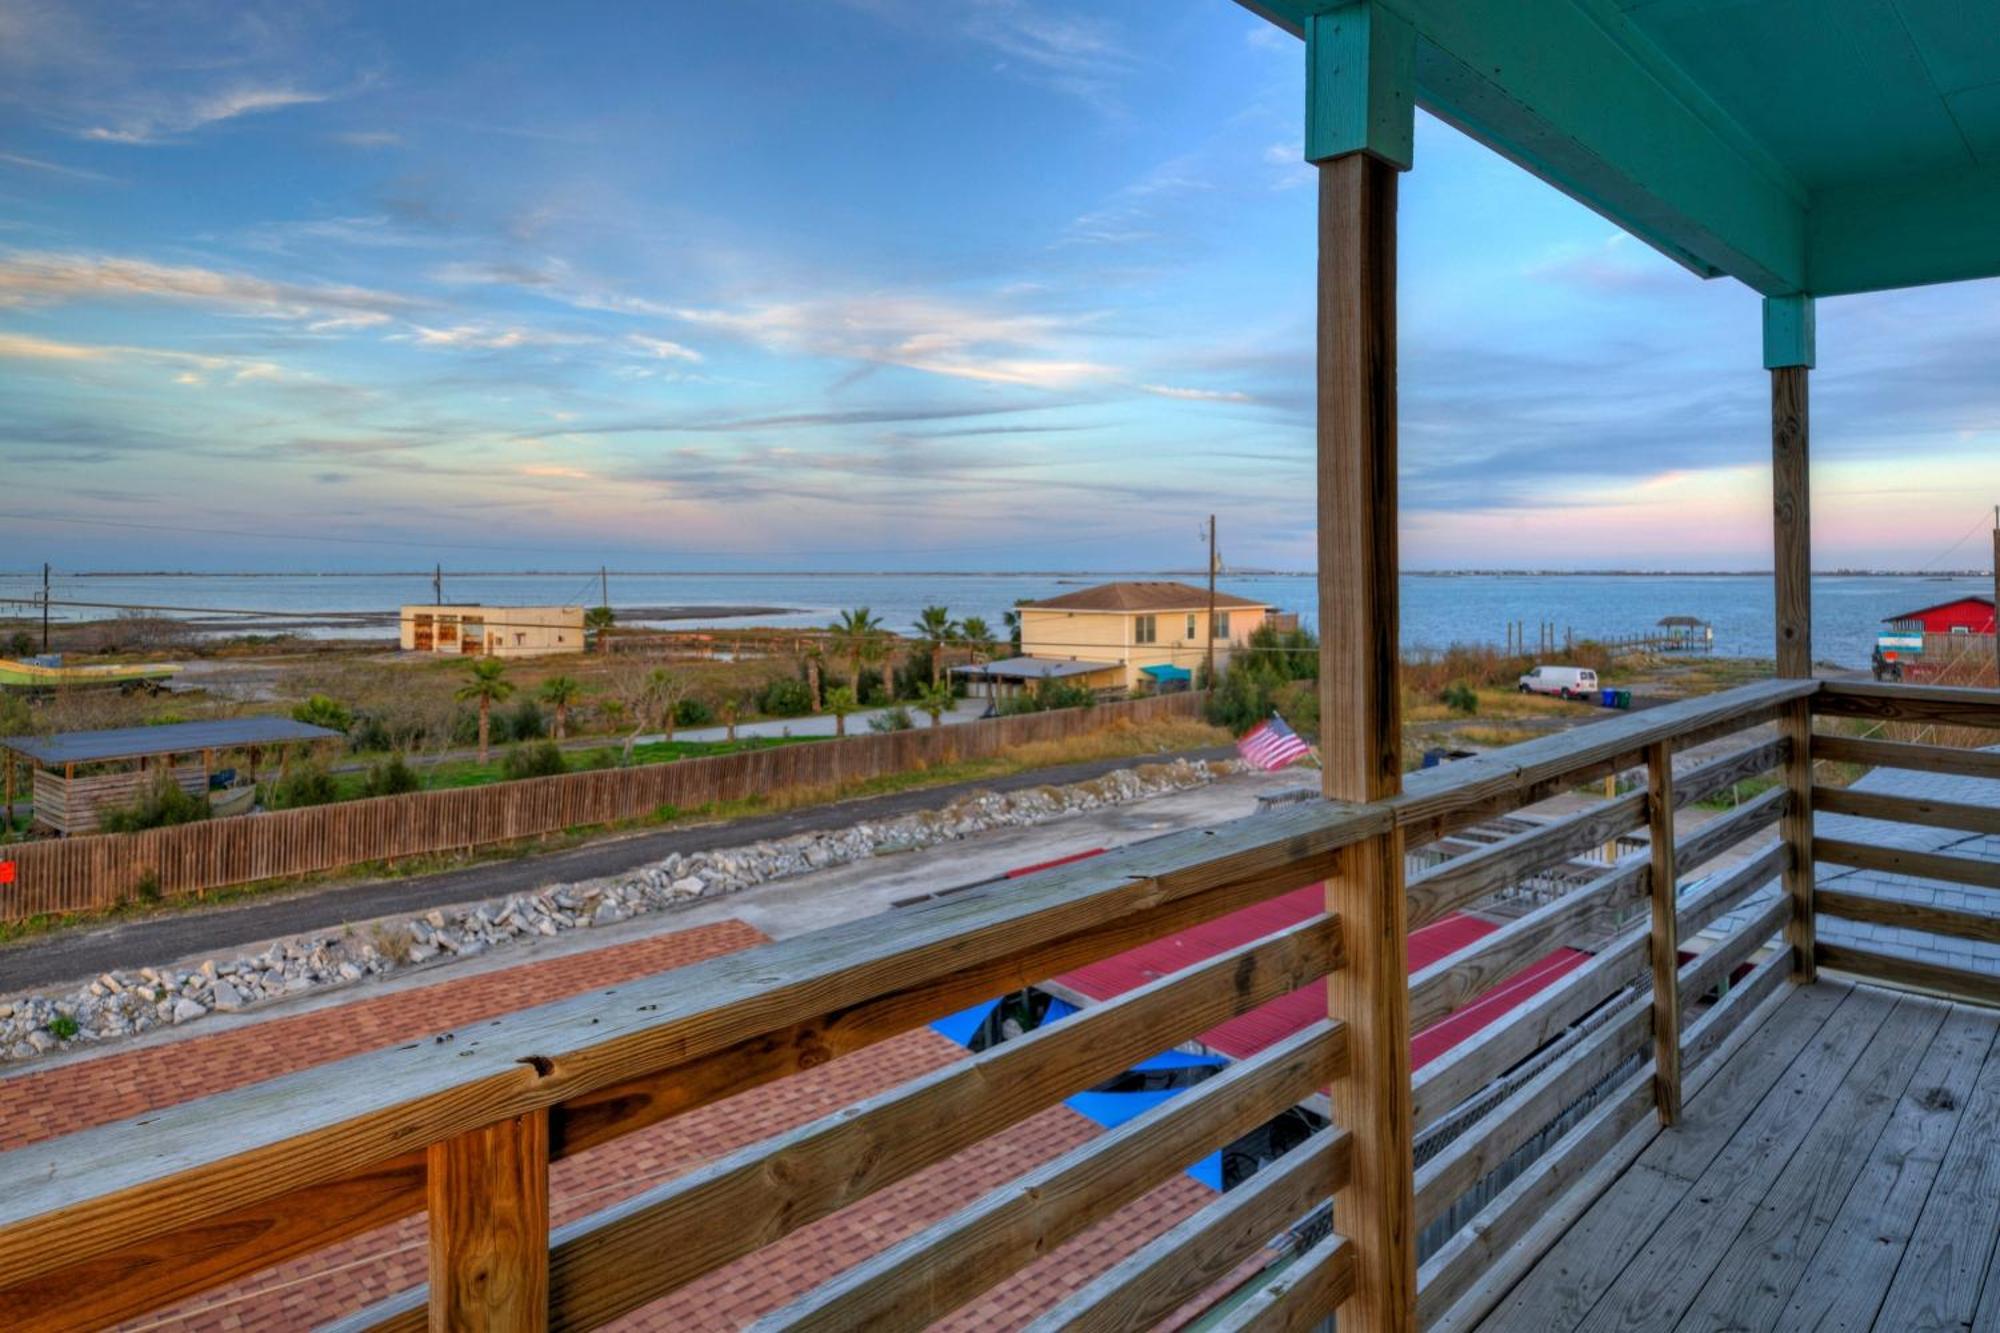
left=1217, top=612, right=1231, bottom=639
left=1186, top=613, right=1197, bottom=641
left=1135, top=614, right=1156, bottom=644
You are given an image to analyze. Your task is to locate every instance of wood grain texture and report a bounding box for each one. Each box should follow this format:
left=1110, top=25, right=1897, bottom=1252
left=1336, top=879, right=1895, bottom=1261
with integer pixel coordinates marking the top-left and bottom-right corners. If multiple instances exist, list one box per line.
left=1676, top=843, right=1788, bottom=941
left=427, top=1110, right=549, bottom=1333
left=1771, top=365, right=1811, bottom=678
left=1204, top=1232, right=1356, bottom=1333
left=1674, top=785, right=1790, bottom=874
left=1817, top=887, right=2000, bottom=945
left=1407, top=857, right=1647, bottom=1034
left=1318, top=148, right=1415, bottom=1333
left=1779, top=701, right=1815, bottom=981
left=1813, top=837, right=2000, bottom=892
left=1647, top=741, right=1682, bottom=1123
left=1678, top=894, right=1789, bottom=1020
left=1404, top=794, right=1646, bottom=930
left=536, top=917, right=1343, bottom=1331
left=0, top=796, right=1384, bottom=1302
left=1810, top=732, right=2000, bottom=780
left=1812, top=784, right=2000, bottom=837
left=1023, top=1129, right=1345, bottom=1333
left=1411, top=932, right=1647, bottom=1133
left=1817, top=940, right=2000, bottom=1006
left=1812, top=679, right=2000, bottom=729
left=1414, top=996, right=1651, bottom=1228
left=748, top=1020, right=1346, bottom=1333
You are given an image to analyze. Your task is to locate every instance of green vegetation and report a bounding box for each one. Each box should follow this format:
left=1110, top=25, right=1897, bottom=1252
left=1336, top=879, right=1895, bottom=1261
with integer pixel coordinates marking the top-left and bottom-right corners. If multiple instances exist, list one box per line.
left=5, top=629, right=35, bottom=657
left=1205, top=623, right=1322, bottom=735
left=268, top=762, right=339, bottom=809
left=916, top=680, right=957, bottom=727
left=997, top=678, right=1097, bottom=716
left=47, top=1013, right=78, bottom=1041
left=913, top=605, right=961, bottom=687
left=828, top=608, right=890, bottom=705
left=361, top=754, right=421, bottom=797
left=825, top=685, right=859, bottom=737
left=502, top=739, right=569, bottom=780
left=290, top=693, right=353, bottom=733
left=455, top=658, right=515, bottom=761
left=868, top=704, right=916, bottom=733
left=585, top=605, right=615, bottom=654
left=1440, top=682, right=1479, bottom=715
left=98, top=770, right=212, bottom=832
left=759, top=676, right=814, bottom=718
left=537, top=675, right=582, bottom=740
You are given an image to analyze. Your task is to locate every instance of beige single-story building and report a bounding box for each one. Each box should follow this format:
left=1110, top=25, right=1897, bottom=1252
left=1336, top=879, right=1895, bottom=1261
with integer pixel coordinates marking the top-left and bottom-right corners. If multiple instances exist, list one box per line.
left=1012, top=580, right=1274, bottom=692
left=399, top=605, right=585, bottom=658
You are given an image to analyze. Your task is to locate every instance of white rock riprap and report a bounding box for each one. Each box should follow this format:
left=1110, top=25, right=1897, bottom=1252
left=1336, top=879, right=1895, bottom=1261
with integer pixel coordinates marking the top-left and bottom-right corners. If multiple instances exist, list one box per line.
left=0, top=757, right=1241, bottom=1064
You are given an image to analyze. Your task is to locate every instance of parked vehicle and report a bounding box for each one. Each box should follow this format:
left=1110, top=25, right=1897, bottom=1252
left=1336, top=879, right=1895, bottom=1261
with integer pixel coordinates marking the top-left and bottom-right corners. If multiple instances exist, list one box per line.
left=1518, top=665, right=1599, bottom=699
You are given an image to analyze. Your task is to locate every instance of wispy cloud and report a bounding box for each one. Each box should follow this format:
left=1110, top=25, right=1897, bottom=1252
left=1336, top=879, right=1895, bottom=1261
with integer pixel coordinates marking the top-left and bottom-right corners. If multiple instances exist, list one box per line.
left=0, top=329, right=289, bottom=383
left=842, top=0, right=1137, bottom=113
left=82, top=86, right=335, bottom=145
left=1140, top=383, right=1253, bottom=403
left=402, top=323, right=586, bottom=350
left=329, top=129, right=401, bottom=149
left=628, top=333, right=702, bottom=362
left=0, top=150, right=116, bottom=184
left=0, top=249, right=416, bottom=321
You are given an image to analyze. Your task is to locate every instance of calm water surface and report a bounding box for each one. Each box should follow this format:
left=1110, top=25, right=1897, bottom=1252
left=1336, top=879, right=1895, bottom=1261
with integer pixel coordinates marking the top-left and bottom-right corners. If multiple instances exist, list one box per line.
left=0, top=569, right=1989, bottom=670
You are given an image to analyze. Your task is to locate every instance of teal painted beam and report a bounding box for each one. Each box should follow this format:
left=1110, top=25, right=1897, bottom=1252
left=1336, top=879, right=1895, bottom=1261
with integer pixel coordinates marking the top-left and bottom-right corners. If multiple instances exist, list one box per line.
left=1305, top=3, right=1415, bottom=167
left=1808, top=163, right=2000, bottom=296
left=1237, top=0, right=1809, bottom=295
left=1762, top=295, right=1815, bottom=369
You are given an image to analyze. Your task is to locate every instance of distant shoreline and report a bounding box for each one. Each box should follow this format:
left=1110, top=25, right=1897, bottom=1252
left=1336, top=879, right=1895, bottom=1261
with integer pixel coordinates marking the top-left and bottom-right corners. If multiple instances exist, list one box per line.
left=1, top=568, right=1989, bottom=580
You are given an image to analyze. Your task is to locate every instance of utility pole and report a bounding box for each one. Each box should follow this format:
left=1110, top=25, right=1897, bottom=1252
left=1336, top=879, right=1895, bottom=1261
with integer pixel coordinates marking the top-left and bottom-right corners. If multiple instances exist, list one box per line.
left=1205, top=515, right=1218, bottom=687
left=600, top=564, right=609, bottom=610
left=41, top=562, right=50, bottom=654
left=433, top=562, right=443, bottom=604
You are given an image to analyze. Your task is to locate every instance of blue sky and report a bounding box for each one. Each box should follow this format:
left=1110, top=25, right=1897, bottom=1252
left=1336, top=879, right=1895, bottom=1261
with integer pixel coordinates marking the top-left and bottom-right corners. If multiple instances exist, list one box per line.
left=1, top=0, right=1996, bottom=573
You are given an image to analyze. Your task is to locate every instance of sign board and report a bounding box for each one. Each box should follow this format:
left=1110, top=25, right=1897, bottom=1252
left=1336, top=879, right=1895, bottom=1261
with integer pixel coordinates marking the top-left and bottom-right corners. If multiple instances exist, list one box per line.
left=0, top=861, right=14, bottom=887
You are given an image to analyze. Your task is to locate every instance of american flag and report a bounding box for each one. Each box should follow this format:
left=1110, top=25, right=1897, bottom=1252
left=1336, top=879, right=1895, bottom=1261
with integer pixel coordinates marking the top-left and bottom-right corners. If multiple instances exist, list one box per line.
left=1237, top=713, right=1312, bottom=771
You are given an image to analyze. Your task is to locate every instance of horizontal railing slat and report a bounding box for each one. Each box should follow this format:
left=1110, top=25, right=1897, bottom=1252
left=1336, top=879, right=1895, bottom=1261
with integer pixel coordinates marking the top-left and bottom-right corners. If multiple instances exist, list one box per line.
left=1674, top=787, right=1790, bottom=873
left=332, top=916, right=1345, bottom=1333
left=1816, top=888, right=2000, bottom=947
left=1812, top=680, right=2000, bottom=729
left=1810, top=733, right=2000, bottom=781
left=1813, top=838, right=2000, bottom=892
left=0, top=799, right=1382, bottom=1295
left=1022, top=1129, right=1345, bottom=1333
left=1812, top=785, right=2000, bottom=838
left=1817, top=941, right=2000, bottom=1007
left=1405, top=795, right=1646, bottom=929
left=747, top=1021, right=1348, bottom=1333
left=1678, top=894, right=1791, bottom=1020
left=1203, top=1231, right=1356, bottom=1333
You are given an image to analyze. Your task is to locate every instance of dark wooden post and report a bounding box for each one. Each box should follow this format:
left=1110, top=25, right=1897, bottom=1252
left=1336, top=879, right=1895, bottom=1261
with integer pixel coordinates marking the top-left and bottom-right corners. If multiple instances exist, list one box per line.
left=1309, top=4, right=1416, bottom=1327
left=1645, top=740, right=1681, bottom=1123
left=1767, top=294, right=1816, bottom=982
left=428, top=1110, right=549, bottom=1331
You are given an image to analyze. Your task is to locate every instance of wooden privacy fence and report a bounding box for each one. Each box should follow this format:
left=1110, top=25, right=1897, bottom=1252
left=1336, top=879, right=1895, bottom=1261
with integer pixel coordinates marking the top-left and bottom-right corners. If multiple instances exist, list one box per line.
left=0, top=692, right=1205, bottom=922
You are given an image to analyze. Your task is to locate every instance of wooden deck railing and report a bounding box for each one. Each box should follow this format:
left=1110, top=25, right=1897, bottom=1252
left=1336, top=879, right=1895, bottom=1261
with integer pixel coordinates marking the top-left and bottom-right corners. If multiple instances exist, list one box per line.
left=5, top=676, right=1990, bottom=1332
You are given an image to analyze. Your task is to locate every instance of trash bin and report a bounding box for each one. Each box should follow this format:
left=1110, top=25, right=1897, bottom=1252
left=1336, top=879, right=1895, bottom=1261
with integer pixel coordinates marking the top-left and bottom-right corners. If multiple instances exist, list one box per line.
left=1600, top=689, right=1618, bottom=708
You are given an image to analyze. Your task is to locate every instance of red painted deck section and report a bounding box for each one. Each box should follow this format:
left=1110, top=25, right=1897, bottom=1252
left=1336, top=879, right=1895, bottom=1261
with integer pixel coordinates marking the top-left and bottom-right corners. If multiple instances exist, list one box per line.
left=1054, top=882, right=1591, bottom=1069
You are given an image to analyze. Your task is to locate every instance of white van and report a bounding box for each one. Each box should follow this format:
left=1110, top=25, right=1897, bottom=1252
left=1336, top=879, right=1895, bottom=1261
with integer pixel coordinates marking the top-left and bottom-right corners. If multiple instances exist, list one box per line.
left=1519, top=665, right=1599, bottom=699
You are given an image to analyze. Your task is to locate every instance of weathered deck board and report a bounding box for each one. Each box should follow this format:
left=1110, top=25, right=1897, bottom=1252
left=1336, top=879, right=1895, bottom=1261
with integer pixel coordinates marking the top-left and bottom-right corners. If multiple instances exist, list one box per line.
left=1474, top=981, right=1855, bottom=1331
left=1775, top=1006, right=1999, bottom=1332
left=1473, top=981, right=2000, bottom=1333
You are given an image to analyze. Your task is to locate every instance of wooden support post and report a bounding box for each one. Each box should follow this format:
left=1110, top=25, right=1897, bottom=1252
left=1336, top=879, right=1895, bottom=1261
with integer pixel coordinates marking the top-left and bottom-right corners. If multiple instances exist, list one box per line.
left=1316, top=125, right=1414, bottom=1333
left=1645, top=741, right=1681, bottom=1123
left=427, top=1110, right=549, bottom=1332
left=1768, top=294, right=1816, bottom=981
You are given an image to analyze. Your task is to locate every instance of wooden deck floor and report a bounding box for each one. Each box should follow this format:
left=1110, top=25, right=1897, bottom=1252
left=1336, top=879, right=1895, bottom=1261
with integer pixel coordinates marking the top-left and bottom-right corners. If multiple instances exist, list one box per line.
left=1475, top=976, right=2000, bottom=1332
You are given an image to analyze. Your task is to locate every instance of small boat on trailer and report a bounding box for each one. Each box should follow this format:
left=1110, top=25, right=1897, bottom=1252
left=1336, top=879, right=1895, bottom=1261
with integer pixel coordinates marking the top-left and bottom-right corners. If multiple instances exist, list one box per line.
left=0, top=654, right=181, bottom=694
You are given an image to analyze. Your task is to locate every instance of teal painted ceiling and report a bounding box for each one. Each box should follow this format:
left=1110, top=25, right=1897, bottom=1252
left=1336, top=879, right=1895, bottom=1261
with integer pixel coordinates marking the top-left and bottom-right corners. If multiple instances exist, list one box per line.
left=1240, top=0, right=2000, bottom=298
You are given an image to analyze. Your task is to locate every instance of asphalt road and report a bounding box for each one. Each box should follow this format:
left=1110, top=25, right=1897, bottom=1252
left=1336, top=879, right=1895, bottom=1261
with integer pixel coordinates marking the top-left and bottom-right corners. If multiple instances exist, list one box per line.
left=0, top=745, right=1235, bottom=993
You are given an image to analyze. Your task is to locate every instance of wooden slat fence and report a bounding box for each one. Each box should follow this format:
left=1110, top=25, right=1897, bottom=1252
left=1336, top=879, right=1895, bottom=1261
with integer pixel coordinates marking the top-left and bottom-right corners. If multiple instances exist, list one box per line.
left=0, top=692, right=1204, bottom=921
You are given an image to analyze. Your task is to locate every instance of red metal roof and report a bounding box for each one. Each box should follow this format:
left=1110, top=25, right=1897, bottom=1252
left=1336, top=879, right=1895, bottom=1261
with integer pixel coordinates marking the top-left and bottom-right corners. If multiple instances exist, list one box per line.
left=1055, top=882, right=1591, bottom=1069
left=1882, top=596, right=1996, bottom=633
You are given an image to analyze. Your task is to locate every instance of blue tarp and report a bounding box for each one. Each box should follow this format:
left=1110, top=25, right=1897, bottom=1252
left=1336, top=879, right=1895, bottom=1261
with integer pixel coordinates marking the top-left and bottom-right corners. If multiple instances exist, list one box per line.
left=1139, top=664, right=1193, bottom=682
left=1065, top=1086, right=1227, bottom=1189
left=929, top=999, right=999, bottom=1048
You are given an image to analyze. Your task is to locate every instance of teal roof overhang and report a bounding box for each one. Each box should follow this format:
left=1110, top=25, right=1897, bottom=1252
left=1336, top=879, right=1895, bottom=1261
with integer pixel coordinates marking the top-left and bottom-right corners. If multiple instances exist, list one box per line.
left=1240, top=0, right=2000, bottom=298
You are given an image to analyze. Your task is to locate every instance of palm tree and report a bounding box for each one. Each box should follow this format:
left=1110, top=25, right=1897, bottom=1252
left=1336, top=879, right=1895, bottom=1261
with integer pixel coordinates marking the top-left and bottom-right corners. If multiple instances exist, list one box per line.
left=647, top=666, right=689, bottom=742
left=961, top=616, right=995, bottom=665
left=585, top=605, right=616, bottom=656
left=827, top=608, right=884, bottom=704
left=455, top=658, right=515, bottom=762
left=537, top=675, right=582, bottom=740
left=1002, top=598, right=1032, bottom=654
left=825, top=685, right=858, bottom=737
left=916, top=680, right=956, bottom=728
left=801, top=639, right=825, bottom=712
left=913, top=605, right=961, bottom=688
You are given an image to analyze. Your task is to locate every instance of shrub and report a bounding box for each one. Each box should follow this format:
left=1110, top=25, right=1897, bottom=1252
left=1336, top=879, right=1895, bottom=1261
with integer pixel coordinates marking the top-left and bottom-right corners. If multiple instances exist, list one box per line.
left=502, top=698, right=546, bottom=742
left=502, top=740, right=568, bottom=780
left=268, top=763, right=339, bottom=810
left=98, top=771, right=212, bottom=832
left=362, top=754, right=421, bottom=797
left=291, top=693, right=353, bottom=733
left=1441, top=682, right=1479, bottom=715
left=759, top=677, right=813, bottom=717
left=998, top=679, right=1097, bottom=716
left=47, top=1013, right=78, bottom=1042
left=134, top=870, right=162, bottom=904
left=4, top=629, right=33, bottom=657
left=449, top=705, right=482, bottom=747
left=0, top=692, right=31, bottom=737
left=868, top=705, right=915, bottom=733
left=673, top=698, right=714, bottom=727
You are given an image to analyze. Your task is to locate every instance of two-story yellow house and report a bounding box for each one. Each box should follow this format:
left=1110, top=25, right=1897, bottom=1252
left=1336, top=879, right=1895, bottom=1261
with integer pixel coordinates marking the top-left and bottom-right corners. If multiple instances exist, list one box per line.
left=1010, top=580, right=1272, bottom=693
